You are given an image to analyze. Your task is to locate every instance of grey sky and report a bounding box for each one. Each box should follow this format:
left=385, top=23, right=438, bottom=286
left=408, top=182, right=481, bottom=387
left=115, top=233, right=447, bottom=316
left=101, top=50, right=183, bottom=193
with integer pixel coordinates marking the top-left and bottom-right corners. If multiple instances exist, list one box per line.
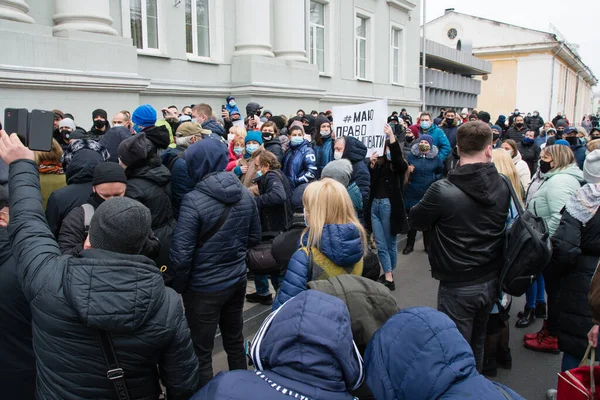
left=423, top=0, right=599, bottom=86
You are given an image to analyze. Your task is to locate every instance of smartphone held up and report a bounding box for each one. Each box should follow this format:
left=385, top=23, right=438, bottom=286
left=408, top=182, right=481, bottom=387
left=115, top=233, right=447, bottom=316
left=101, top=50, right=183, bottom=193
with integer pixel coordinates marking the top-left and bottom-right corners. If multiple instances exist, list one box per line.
left=4, top=108, right=54, bottom=151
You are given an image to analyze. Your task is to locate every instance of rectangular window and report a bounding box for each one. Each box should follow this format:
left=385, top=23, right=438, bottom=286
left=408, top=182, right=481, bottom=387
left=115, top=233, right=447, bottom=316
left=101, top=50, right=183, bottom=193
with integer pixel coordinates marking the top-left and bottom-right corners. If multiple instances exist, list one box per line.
left=130, top=0, right=159, bottom=50
left=186, top=0, right=210, bottom=57
left=391, top=28, right=402, bottom=83
left=309, top=1, right=325, bottom=73
left=355, top=16, right=368, bottom=79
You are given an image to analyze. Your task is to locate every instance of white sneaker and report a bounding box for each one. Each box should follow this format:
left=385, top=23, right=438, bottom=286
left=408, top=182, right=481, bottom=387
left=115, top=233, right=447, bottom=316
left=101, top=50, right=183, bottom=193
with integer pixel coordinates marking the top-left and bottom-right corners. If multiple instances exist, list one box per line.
left=546, top=388, right=557, bottom=400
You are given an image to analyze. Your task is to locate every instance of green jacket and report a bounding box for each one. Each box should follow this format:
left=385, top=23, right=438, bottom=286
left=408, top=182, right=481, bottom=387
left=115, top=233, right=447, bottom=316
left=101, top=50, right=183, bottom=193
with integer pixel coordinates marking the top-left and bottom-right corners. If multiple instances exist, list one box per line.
left=527, top=164, right=584, bottom=235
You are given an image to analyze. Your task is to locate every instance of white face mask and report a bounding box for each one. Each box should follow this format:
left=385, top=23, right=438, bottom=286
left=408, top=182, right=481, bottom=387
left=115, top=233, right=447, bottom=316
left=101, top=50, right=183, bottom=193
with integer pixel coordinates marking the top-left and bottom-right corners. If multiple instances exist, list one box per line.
left=334, top=151, right=343, bottom=160
left=113, top=123, right=123, bottom=127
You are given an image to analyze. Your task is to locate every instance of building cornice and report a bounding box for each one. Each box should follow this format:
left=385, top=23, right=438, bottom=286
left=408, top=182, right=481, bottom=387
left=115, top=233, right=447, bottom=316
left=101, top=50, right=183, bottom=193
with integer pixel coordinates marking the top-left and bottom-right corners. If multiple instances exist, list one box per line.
left=386, top=0, right=416, bottom=12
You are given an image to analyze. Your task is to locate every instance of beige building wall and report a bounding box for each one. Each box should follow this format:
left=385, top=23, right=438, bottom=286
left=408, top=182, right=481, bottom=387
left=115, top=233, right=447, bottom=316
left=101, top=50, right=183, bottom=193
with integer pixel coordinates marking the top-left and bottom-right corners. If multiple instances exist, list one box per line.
left=475, top=55, right=517, bottom=119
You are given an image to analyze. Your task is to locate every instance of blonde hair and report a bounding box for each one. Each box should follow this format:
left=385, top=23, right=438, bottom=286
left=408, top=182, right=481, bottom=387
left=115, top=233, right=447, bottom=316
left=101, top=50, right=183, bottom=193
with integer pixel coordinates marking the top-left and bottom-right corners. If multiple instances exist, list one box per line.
left=302, top=178, right=367, bottom=254
left=587, top=139, right=600, bottom=152
left=543, top=144, right=575, bottom=170
left=492, top=149, right=523, bottom=204
left=229, top=126, right=247, bottom=141
left=34, top=139, right=63, bottom=165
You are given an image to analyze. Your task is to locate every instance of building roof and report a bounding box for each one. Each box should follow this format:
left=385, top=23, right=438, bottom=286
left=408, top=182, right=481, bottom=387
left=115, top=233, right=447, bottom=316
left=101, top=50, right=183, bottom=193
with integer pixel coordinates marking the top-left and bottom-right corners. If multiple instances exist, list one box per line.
left=424, top=10, right=598, bottom=86
left=421, top=39, right=491, bottom=75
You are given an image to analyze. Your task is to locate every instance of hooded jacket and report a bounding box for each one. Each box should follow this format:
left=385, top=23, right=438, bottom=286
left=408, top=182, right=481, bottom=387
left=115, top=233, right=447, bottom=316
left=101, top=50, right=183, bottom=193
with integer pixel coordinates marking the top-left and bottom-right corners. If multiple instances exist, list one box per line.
left=342, top=136, right=370, bottom=208
left=512, top=151, right=532, bottom=190
left=126, top=156, right=177, bottom=271
left=281, top=139, right=317, bottom=189
left=8, top=160, right=199, bottom=400
left=193, top=290, right=364, bottom=400
left=46, top=149, right=105, bottom=237
left=525, top=114, right=544, bottom=133
left=256, top=170, right=293, bottom=236
left=99, top=126, right=133, bottom=163
left=365, top=307, right=524, bottom=400
left=419, top=124, right=451, bottom=161
left=273, top=224, right=364, bottom=309
left=526, top=164, right=584, bottom=235
left=263, top=137, right=284, bottom=163
left=0, top=227, right=36, bottom=400
left=161, top=147, right=195, bottom=218
left=314, top=116, right=334, bottom=176
left=171, top=140, right=261, bottom=293
left=409, top=163, right=510, bottom=284
left=404, top=143, right=444, bottom=209
left=202, top=118, right=226, bottom=139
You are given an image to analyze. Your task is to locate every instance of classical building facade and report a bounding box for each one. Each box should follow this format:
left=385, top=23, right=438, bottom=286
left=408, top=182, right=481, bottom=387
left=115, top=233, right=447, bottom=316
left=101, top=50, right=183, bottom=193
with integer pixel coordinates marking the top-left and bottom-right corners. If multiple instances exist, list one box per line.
left=424, top=10, right=597, bottom=123
left=0, top=0, right=423, bottom=124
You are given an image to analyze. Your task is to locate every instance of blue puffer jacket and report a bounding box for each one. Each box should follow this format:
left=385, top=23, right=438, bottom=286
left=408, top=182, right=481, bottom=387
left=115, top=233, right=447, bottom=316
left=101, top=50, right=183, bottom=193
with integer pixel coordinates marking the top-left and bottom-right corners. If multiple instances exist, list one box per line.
left=281, top=140, right=317, bottom=189
left=420, top=125, right=451, bottom=161
left=571, top=141, right=587, bottom=170
left=404, top=143, right=444, bottom=208
left=161, top=147, right=195, bottom=219
left=342, top=136, right=370, bottom=209
left=202, top=118, right=226, bottom=139
left=314, top=136, right=334, bottom=178
left=365, top=307, right=524, bottom=400
left=273, top=223, right=363, bottom=310
left=193, top=290, right=364, bottom=400
left=170, top=140, right=261, bottom=293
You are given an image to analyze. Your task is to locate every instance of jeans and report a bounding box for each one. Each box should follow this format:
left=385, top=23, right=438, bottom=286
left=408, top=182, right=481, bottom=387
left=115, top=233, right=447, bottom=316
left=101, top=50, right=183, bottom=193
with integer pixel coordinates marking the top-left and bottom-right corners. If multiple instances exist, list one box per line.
left=438, top=279, right=497, bottom=372
left=525, top=275, right=546, bottom=309
left=371, top=198, right=397, bottom=273
left=561, top=352, right=581, bottom=372
left=183, top=279, right=247, bottom=388
left=254, top=273, right=281, bottom=296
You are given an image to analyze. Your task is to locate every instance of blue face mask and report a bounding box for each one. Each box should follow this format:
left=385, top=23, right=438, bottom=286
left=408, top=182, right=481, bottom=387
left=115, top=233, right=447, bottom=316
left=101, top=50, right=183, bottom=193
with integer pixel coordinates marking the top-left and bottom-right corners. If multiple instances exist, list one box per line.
left=420, top=121, right=431, bottom=130
left=229, top=100, right=236, bottom=107
left=256, top=170, right=263, bottom=178
left=246, top=144, right=259, bottom=154
left=291, top=136, right=304, bottom=146
left=386, top=151, right=391, bottom=161
left=133, top=124, right=143, bottom=134
left=233, top=147, right=244, bottom=156
left=523, top=137, right=535, bottom=144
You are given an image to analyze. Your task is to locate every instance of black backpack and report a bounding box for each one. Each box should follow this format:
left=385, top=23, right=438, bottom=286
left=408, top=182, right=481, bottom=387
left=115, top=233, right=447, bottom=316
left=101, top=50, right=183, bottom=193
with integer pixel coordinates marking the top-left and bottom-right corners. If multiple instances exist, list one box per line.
left=498, top=174, right=552, bottom=296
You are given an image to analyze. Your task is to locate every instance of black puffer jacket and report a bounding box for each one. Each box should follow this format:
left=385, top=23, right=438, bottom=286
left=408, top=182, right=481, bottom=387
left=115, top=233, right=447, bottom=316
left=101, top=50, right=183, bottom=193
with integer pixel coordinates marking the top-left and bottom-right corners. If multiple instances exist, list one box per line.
left=517, top=139, right=541, bottom=175
left=503, top=126, right=527, bottom=142
left=0, top=227, right=36, bottom=400
left=551, top=207, right=600, bottom=360
left=46, top=149, right=105, bottom=237
left=126, top=157, right=176, bottom=271
left=365, top=141, right=409, bottom=235
left=342, top=136, right=370, bottom=211
left=256, top=170, right=293, bottom=236
left=526, top=115, right=544, bottom=133
left=263, top=137, right=284, bottom=163
left=8, top=160, right=199, bottom=400
left=409, top=163, right=510, bottom=284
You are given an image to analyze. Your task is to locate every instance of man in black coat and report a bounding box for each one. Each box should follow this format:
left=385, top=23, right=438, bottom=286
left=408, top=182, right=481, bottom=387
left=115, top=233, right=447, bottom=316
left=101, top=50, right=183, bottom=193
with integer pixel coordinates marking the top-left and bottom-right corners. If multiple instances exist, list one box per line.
left=409, top=121, right=510, bottom=372
left=0, top=131, right=200, bottom=400
left=86, top=108, right=110, bottom=141
left=503, top=114, right=527, bottom=142
left=0, top=185, right=36, bottom=400
left=525, top=111, right=544, bottom=134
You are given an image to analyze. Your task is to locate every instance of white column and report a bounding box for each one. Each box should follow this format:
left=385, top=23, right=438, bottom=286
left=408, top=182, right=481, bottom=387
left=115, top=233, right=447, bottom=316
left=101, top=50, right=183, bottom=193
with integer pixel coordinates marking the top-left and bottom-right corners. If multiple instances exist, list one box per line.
left=0, top=0, right=34, bottom=23
left=53, top=0, right=117, bottom=36
left=272, top=0, right=307, bottom=61
left=233, top=0, right=273, bottom=57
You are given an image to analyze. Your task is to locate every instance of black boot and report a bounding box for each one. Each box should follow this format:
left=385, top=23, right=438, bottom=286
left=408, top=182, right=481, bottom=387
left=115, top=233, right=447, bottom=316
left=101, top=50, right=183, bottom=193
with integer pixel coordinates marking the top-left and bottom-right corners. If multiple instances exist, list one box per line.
left=483, top=332, right=499, bottom=377
left=403, top=228, right=416, bottom=255
left=402, top=243, right=414, bottom=255
left=515, top=307, right=536, bottom=328
left=497, top=324, right=512, bottom=369
left=535, top=302, right=547, bottom=319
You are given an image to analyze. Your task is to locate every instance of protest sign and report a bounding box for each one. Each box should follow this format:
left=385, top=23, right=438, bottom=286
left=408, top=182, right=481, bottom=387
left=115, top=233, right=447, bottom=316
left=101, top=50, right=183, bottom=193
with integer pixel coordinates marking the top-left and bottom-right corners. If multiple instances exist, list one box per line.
left=333, top=99, right=388, bottom=157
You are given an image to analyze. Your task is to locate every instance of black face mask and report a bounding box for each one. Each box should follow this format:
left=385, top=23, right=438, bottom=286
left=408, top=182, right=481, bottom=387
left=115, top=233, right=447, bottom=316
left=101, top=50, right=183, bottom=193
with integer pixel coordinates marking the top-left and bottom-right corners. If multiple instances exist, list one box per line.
left=445, top=118, right=455, bottom=125
left=94, top=119, right=106, bottom=129
left=493, top=133, right=500, bottom=141
left=516, top=123, right=524, bottom=128
left=565, top=136, right=578, bottom=146
left=591, top=135, right=600, bottom=140
left=405, top=135, right=415, bottom=144
left=539, top=159, right=552, bottom=174
left=91, top=192, right=105, bottom=206
left=262, top=133, right=273, bottom=142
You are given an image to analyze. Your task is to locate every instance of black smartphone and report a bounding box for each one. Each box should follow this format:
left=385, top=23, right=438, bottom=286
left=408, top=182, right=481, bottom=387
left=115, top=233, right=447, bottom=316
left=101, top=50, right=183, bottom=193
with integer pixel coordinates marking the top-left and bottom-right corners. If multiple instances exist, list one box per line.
left=222, top=105, right=226, bottom=112
left=28, top=109, right=54, bottom=151
left=4, top=108, right=29, bottom=145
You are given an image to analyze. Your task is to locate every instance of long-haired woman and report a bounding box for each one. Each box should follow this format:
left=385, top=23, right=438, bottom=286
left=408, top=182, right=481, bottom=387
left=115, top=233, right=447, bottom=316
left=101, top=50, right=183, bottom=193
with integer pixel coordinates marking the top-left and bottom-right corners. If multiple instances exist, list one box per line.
left=273, top=178, right=366, bottom=309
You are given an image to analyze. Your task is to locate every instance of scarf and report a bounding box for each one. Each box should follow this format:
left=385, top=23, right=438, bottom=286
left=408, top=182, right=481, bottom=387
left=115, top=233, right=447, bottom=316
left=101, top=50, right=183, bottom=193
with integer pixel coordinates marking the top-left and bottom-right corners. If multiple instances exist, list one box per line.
left=566, top=183, right=600, bottom=224
left=38, top=161, right=64, bottom=175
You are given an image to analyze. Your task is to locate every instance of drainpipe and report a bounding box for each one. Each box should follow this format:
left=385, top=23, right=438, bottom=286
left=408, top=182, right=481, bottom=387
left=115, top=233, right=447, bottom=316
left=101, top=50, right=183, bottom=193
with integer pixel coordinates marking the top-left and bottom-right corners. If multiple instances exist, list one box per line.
left=548, top=42, right=564, bottom=120
left=573, top=71, right=580, bottom=122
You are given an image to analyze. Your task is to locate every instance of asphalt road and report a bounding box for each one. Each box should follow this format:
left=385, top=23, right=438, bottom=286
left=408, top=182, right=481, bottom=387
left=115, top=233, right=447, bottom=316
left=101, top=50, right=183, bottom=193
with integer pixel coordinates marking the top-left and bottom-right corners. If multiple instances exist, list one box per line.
left=213, top=238, right=562, bottom=400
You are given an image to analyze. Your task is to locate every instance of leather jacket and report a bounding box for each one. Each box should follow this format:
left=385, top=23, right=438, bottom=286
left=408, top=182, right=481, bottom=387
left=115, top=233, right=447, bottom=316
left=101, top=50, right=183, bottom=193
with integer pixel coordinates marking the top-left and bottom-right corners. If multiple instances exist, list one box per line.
left=409, top=163, right=510, bottom=285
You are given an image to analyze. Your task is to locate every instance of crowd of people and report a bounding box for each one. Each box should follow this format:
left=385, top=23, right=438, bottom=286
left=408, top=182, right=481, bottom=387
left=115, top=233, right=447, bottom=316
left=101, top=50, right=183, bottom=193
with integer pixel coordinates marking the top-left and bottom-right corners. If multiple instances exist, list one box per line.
left=0, top=98, right=599, bottom=400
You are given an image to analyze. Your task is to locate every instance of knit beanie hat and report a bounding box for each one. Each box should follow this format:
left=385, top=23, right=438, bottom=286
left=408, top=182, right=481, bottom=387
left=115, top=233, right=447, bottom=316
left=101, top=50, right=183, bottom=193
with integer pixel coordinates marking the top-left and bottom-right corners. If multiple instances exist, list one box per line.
left=227, top=95, right=235, bottom=103
left=92, top=109, right=108, bottom=120
left=92, top=162, right=127, bottom=186
left=321, top=159, right=353, bottom=187
left=245, top=130, right=263, bottom=145
left=131, top=104, right=157, bottom=127
left=419, top=134, right=434, bottom=147
left=290, top=120, right=305, bottom=133
left=118, top=133, right=148, bottom=166
left=59, top=118, right=76, bottom=131
left=555, top=119, right=569, bottom=129
left=555, top=139, right=570, bottom=147
left=584, top=150, right=600, bottom=184
left=88, top=197, right=152, bottom=255
left=491, top=125, right=502, bottom=134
